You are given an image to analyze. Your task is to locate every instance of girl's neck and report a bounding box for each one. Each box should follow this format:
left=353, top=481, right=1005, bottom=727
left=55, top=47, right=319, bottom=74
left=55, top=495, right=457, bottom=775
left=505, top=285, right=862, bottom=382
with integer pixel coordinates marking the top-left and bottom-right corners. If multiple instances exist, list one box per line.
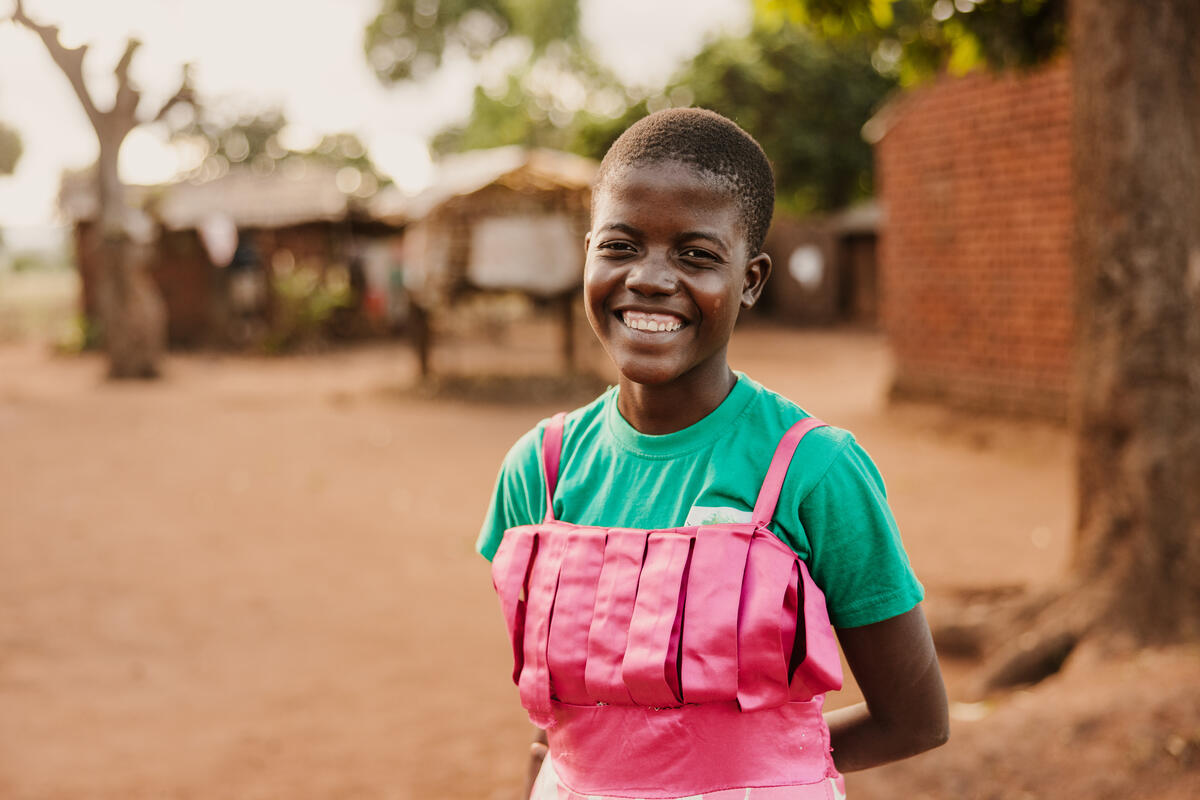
left=616, top=366, right=737, bottom=435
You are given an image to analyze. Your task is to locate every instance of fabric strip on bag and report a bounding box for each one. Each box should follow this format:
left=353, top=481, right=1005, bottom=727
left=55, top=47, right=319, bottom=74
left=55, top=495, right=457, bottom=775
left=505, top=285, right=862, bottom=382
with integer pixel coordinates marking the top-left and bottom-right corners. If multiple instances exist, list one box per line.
left=546, top=530, right=606, bottom=704
left=519, top=531, right=570, bottom=726
left=622, top=532, right=692, bottom=707
left=584, top=529, right=645, bottom=705
left=491, top=528, right=537, bottom=684
left=678, top=527, right=751, bottom=703
left=737, top=533, right=801, bottom=711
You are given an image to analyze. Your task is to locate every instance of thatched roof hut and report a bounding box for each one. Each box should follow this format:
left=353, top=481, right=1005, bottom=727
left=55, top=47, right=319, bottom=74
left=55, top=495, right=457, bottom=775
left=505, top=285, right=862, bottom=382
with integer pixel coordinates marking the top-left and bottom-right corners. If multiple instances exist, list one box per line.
left=391, top=147, right=598, bottom=375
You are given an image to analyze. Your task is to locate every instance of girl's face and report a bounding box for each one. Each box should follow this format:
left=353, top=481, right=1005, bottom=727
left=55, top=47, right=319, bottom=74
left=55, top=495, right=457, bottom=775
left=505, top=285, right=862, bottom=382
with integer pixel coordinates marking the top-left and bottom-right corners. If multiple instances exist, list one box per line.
left=584, top=160, right=770, bottom=393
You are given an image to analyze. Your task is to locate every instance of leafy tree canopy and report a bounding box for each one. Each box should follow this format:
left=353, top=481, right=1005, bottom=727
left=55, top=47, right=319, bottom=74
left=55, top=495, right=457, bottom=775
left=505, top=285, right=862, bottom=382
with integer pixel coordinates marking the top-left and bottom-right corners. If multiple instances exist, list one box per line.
left=365, top=0, right=582, bottom=82
left=429, top=44, right=630, bottom=155
left=661, top=23, right=894, bottom=213
left=433, top=20, right=894, bottom=215
left=757, top=0, right=1066, bottom=84
left=367, top=0, right=900, bottom=213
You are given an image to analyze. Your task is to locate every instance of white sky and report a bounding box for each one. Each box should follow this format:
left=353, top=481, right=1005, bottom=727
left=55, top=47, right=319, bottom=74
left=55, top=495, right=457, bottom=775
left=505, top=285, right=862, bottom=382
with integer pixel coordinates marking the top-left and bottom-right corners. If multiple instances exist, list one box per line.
left=0, top=0, right=749, bottom=233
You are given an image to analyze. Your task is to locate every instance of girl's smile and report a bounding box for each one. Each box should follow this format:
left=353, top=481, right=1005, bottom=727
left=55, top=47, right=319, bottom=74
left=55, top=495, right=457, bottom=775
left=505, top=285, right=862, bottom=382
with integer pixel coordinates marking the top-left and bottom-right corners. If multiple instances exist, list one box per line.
left=620, top=310, right=685, bottom=333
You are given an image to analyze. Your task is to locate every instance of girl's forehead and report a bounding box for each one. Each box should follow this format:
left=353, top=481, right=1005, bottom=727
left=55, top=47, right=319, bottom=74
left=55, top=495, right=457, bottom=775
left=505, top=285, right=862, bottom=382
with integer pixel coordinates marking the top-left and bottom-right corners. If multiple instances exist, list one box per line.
left=597, top=159, right=724, bottom=196
left=593, top=162, right=740, bottom=219
left=590, top=162, right=749, bottom=252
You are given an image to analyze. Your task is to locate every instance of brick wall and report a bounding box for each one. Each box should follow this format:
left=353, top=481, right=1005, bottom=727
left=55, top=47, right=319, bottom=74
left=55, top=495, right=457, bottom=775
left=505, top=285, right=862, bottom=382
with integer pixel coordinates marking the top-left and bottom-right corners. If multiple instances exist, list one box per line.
left=875, top=60, right=1074, bottom=419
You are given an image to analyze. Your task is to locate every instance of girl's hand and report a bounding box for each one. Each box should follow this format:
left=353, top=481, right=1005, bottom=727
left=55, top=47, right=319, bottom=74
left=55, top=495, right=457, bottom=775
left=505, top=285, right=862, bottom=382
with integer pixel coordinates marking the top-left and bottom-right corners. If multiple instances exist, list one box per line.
left=825, top=604, right=949, bottom=772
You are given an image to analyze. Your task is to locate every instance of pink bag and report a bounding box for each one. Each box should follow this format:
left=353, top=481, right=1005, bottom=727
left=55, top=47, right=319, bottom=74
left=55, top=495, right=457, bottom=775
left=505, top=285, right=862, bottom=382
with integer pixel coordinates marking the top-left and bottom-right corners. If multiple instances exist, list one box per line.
left=491, top=414, right=845, bottom=797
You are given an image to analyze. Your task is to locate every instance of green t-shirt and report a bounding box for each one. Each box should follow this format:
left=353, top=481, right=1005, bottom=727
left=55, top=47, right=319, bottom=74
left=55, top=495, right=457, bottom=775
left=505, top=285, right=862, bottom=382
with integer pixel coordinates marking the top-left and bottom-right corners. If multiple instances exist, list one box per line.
left=476, top=373, right=923, bottom=628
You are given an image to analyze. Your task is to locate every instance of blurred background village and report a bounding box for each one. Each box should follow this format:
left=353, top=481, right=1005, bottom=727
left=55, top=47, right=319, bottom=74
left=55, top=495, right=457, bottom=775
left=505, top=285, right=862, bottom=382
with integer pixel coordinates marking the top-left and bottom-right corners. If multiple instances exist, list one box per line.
left=1, top=1, right=1197, bottom=799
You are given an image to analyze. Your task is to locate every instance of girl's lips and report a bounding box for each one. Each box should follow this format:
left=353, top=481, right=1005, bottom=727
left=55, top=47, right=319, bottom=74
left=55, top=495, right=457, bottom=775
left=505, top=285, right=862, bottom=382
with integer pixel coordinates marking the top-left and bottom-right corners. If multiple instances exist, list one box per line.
left=620, top=310, right=686, bottom=333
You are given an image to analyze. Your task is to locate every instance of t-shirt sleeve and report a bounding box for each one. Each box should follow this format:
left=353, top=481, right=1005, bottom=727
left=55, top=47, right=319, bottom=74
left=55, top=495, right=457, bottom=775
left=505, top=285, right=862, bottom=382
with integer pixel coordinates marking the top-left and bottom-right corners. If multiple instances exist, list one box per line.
left=797, top=436, right=924, bottom=629
left=475, top=425, right=547, bottom=562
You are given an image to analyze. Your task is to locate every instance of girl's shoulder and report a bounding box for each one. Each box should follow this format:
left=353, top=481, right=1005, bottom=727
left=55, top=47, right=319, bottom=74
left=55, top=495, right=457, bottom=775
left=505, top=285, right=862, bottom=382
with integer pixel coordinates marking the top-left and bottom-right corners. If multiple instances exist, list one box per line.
left=500, top=386, right=617, bottom=474
left=739, top=374, right=857, bottom=459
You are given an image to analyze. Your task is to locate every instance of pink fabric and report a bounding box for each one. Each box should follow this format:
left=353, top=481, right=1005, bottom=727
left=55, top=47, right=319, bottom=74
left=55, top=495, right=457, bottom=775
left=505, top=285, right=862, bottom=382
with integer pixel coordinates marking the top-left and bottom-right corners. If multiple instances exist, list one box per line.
left=737, top=535, right=801, bottom=712
left=547, top=698, right=835, bottom=797
left=542, top=412, right=566, bottom=523
left=545, top=530, right=606, bottom=704
left=491, top=527, right=536, bottom=684
left=518, top=530, right=569, bottom=727
left=622, top=532, right=691, bottom=707
left=752, top=416, right=828, bottom=527
left=489, top=415, right=845, bottom=796
left=679, top=528, right=751, bottom=703
left=583, top=529, right=643, bottom=705
left=792, top=557, right=844, bottom=701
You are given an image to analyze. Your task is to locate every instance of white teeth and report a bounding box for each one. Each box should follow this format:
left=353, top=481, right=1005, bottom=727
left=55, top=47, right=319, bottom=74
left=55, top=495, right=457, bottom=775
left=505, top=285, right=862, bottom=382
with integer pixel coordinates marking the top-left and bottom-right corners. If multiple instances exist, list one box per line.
left=622, top=311, right=683, bottom=333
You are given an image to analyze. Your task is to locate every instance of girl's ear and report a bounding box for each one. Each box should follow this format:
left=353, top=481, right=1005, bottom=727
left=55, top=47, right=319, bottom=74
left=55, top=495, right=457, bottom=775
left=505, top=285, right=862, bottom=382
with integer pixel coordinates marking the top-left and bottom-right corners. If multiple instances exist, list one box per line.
left=741, top=253, right=772, bottom=309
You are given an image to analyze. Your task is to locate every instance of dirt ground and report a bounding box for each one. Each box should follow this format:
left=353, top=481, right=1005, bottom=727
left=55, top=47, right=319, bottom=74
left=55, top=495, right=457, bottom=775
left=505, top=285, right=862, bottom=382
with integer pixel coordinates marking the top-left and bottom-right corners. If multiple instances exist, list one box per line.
left=1, top=321, right=1196, bottom=800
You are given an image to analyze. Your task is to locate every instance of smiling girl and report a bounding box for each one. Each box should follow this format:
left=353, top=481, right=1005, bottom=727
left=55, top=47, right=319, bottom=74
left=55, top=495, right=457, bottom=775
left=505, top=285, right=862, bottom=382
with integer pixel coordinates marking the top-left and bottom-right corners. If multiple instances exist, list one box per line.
left=477, top=108, right=948, bottom=800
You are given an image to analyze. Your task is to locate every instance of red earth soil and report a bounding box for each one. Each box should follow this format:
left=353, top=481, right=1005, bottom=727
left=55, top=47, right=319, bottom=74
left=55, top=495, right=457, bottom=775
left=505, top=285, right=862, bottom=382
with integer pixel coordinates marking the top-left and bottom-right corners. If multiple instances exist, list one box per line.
left=1, top=322, right=1195, bottom=799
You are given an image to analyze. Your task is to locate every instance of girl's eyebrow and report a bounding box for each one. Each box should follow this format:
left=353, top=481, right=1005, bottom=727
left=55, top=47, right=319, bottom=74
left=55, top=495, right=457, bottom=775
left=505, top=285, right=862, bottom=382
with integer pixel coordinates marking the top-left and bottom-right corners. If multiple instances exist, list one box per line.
left=598, top=223, right=729, bottom=251
left=679, top=231, right=730, bottom=250
left=598, top=222, right=642, bottom=236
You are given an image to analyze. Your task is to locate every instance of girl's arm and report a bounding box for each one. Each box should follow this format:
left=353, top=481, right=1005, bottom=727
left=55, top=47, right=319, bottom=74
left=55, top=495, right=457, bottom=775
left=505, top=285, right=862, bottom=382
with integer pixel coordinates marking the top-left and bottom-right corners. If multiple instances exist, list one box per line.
left=825, top=604, right=949, bottom=772
left=523, top=727, right=548, bottom=799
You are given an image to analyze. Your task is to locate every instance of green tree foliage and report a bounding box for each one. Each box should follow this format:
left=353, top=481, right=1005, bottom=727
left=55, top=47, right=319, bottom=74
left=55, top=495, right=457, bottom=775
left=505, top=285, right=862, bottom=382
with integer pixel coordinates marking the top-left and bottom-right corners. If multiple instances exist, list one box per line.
left=367, top=0, right=625, bottom=160
left=0, top=119, right=21, bottom=175
left=364, top=0, right=581, bottom=82
left=430, top=79, right=553, bottom=154
left=366, top=1, right=895, bottom=213
left=665, top=24, right=894, bottom=213
left=435, top=21, right=894, bottom=215
left=430, top=46, right=630, bottom=155
left=758, top=0, right=1066, bottom=83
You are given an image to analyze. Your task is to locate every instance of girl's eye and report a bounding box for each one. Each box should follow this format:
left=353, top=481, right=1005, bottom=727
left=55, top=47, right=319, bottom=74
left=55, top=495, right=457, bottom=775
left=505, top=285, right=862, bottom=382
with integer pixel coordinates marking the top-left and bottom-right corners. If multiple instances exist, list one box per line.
left=597, top=240, right=635, bottom=254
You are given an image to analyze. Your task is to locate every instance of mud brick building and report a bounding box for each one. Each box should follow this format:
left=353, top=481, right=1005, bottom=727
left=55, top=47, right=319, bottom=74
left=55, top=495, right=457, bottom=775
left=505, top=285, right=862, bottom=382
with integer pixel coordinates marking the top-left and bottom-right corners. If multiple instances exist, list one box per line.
left=871, top=60, right=1074, bottom=419
left=760, top=203, right=881, bottom=328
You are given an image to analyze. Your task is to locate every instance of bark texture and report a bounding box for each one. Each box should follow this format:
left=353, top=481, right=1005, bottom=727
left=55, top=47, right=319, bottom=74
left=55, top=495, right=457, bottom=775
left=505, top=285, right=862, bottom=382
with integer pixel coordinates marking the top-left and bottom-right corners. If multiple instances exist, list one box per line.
left=1070, top=0, right=1200, bottom=642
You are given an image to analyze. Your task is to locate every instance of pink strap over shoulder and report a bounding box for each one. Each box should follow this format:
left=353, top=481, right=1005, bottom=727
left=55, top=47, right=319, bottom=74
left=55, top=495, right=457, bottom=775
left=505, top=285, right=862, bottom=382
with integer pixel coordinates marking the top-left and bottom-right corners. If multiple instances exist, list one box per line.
left=541, top=412, right=566, bottom=523
left=752, top=416, right=827, bottom=527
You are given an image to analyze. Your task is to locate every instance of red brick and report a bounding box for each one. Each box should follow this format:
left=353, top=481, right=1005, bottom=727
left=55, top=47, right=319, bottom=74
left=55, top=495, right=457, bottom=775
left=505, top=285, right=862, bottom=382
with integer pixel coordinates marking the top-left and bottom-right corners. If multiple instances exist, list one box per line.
left=876, top=60, right=1074, bottom=420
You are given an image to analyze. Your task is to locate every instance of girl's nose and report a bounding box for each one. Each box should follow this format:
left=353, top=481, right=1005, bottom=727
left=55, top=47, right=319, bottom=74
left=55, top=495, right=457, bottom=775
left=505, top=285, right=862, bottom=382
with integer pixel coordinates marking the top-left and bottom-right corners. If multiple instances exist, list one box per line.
left=625, top=253, right=677, bottom=296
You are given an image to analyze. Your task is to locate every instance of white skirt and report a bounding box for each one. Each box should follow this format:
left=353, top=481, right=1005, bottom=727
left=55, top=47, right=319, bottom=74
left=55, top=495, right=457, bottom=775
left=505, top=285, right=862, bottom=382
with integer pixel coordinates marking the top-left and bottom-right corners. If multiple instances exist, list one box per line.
left=531, top=755, right=847, bottom=800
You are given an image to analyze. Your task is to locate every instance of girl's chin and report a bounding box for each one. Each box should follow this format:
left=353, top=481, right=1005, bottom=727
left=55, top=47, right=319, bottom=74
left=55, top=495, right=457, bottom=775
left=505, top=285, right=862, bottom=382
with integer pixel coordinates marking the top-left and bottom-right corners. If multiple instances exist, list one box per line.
left=612, top=358, right=714, bottom=390
left=610, top=358, right=685, bottom=388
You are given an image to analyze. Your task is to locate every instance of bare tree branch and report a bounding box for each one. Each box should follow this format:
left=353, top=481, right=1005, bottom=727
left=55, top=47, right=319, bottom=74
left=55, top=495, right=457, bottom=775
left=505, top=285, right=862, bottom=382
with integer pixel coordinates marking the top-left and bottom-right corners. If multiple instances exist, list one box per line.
left=10, top=0, right=103, bottom=130
left=152, top=64, right=197, bottom=124
left=113, top=36, right=140, bottom=81
left=111, top=38, right=143, bottom=137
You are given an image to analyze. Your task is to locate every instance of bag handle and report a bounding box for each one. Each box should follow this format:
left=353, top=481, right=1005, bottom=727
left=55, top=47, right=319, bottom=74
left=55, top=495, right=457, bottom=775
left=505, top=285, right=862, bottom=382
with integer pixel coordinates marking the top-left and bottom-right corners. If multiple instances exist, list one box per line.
left=751, top=417, right=828, bottom=527
left=541, top=412, right=567, bottom=523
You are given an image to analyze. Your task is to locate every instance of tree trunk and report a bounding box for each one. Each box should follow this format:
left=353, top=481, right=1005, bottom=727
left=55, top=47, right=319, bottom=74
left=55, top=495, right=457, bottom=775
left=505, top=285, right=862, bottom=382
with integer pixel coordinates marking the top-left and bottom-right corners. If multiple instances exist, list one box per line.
left=93, top=141, right=167, bottom=379
left=11, top=2, right=177, bottom=378
left=1069, top=0, right=1200, bottom=642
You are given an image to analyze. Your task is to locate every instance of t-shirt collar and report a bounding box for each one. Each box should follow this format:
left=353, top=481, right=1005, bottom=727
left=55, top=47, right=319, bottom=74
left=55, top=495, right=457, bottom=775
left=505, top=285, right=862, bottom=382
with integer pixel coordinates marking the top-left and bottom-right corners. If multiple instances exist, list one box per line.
left=604, top=372, right=757, bottom=458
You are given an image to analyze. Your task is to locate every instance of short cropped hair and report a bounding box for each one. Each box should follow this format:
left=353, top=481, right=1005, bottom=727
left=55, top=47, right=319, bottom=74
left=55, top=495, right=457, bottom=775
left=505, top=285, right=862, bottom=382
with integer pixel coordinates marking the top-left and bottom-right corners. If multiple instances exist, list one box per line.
left=595, top=108, right=775, bottom=254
